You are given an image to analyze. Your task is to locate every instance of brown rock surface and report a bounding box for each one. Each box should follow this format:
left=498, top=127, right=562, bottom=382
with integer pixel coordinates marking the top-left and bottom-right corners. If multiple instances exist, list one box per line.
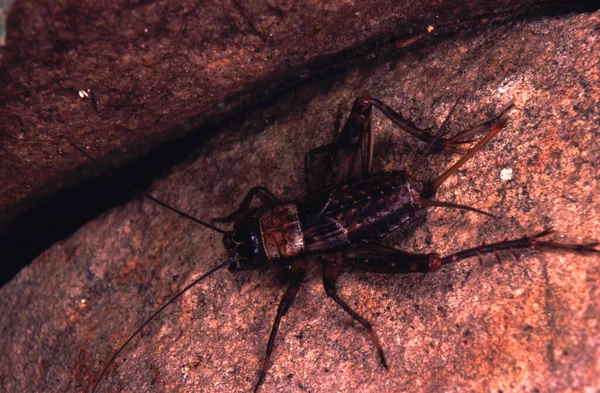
left=0, top=0, right=582, bottom=226
left=1, top=7, right=599, bottom=393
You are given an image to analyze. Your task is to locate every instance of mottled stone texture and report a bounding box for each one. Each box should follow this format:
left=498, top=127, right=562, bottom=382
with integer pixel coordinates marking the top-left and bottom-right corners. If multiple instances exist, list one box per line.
left=1, top=8, right=599, bottom=393
left=0, top=0, right=570, bottom=227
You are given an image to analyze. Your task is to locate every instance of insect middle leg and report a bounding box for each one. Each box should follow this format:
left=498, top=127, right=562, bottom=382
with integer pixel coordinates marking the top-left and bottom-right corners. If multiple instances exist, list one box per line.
left=322, top=255, right=389, bottom=369
left=254, top=259, right=307, bottom=393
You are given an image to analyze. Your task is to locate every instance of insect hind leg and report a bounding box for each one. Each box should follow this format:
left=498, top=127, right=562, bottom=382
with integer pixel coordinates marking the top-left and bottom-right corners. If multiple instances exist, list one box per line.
left=421, top=114, right=510, bottom=199
left=436, top=228, right=599, bottom=268
left=306, top=96, right=511, bottom=194
left=368, top=96, right=512, bottom=154
left=342, top=229, right=599, bottom=275
left=305, top=143, right=336, bottom=193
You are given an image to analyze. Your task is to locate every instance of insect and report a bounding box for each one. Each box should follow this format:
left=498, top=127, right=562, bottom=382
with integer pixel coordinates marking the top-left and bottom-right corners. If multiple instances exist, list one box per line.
left=75, top=95, right=599, bottom=393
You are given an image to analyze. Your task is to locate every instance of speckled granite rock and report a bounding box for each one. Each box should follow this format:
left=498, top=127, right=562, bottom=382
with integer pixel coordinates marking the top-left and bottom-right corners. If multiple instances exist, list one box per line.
left=0, top=9, right=598, bottom=393
left=0, top=0, right=577, bottom=225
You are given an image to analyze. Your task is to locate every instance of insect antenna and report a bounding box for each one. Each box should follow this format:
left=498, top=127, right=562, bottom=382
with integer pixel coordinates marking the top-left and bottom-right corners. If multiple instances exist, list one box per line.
left=64, top=140, right=234, bottom=390
left=91, top=259, right=231, bottom=393
left=67, top=141, right=228, bottom=234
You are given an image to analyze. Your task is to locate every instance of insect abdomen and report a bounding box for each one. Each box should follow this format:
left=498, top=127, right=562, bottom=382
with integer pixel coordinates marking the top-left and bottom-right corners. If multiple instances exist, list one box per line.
left=330, top=171, right=419, bottom=241
left=299, top=171, right=421, bottom=252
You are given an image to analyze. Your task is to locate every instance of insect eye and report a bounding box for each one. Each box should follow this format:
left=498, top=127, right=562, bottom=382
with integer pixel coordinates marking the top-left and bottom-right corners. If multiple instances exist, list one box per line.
left=230, top=218, right=264, bottom=265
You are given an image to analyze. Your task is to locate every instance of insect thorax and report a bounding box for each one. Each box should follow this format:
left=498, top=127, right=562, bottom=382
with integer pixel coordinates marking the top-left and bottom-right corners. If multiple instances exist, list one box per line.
left=259, top=204, right=306, bottom=262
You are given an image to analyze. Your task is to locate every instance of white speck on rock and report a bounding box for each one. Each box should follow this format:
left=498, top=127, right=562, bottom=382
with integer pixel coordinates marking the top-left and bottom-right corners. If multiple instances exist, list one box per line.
left=500, top=168, right=513, bottom=181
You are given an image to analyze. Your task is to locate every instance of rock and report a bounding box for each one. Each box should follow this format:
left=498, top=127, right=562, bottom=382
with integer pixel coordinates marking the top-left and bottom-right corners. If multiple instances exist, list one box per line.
left=0, top=6, right=598, bottom=393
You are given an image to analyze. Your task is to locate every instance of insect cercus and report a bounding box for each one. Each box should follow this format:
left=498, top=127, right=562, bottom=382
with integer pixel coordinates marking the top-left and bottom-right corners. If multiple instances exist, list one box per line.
left=72, top=96, right=598, bottom=393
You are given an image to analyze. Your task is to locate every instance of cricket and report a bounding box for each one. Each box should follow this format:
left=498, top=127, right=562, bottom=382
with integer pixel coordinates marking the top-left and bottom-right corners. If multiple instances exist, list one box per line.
left=74, top=95, right=599, bottom=393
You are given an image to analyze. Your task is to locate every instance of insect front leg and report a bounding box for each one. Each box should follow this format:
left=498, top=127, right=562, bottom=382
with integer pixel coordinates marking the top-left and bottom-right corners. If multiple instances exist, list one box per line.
left=213, top=185, right=280, bottom=225
left=254, top=259, right=307, bottom=393
left=321, top=255, right=389, bottom=369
